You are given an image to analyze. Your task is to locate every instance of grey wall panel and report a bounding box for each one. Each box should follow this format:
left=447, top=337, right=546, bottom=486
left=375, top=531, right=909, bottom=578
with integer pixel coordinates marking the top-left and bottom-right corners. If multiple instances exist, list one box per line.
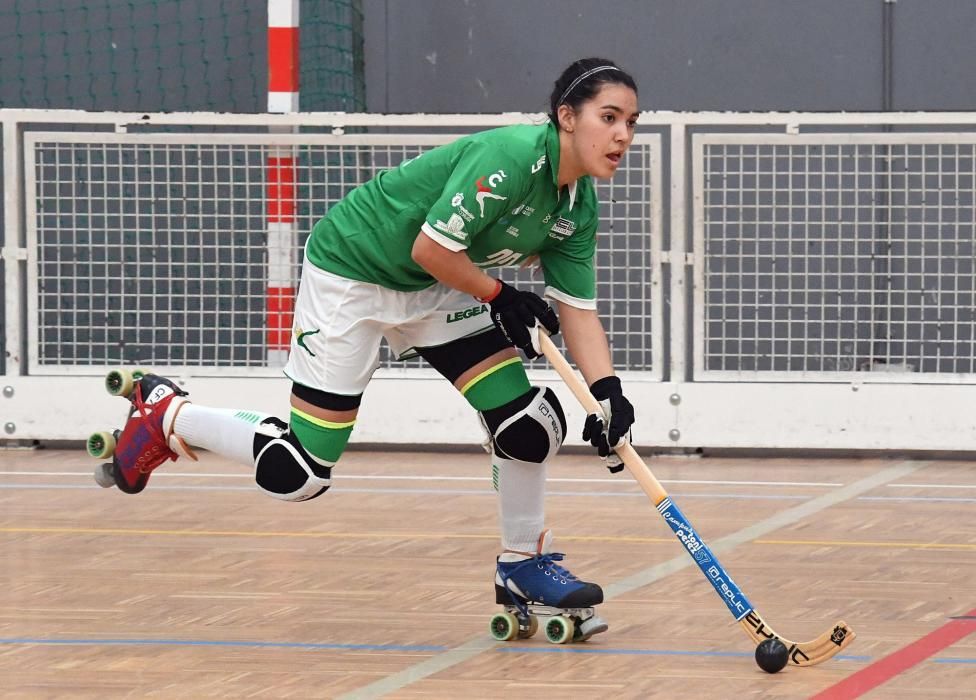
left=892, top=0, right=976, bottom=110
left=365, top=0, right=884, bottom=113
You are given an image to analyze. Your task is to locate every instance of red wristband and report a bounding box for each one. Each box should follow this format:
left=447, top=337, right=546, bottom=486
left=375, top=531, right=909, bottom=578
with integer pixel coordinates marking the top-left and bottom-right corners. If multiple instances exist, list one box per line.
left=477, top=279, right=503, bottom=303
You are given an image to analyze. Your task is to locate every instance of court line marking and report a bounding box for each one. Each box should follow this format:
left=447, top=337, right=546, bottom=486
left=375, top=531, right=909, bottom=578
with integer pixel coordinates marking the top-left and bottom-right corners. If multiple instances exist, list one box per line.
left=0, top=638, right=446, bottom=652
left=3, top=526, right=974, bottom=551
left=4, top=471, right=975, bottom=491
left=889, top=483, right=976, bottom=489
left=810, top=607, right=976, bottom=700
left=0, top=484, right=819, bottom=500
left=4, top=481, right=976, bottom=503
left=858, top=495, right=976, bottom=503
left=495, top=647, right=873, bottom=660
left=0, top=637, right=879, bottom=661
left=336, top=460, right=926, bottom=699
left=0, top=470, right=847, bottom=487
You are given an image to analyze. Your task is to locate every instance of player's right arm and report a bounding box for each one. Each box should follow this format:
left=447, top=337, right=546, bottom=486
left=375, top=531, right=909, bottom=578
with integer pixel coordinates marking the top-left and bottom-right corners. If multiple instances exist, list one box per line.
left=411, top=235, right=497, bottom=299
left=410, top=141, right=557, bottom=358
left=411, top=224, right=558, bottom=359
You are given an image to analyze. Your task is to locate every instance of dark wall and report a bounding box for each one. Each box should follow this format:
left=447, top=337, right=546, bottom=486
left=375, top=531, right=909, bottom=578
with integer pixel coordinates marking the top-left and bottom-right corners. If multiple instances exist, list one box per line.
left=364, top=0, right=976, bottom=114
left=893, top=1, right=976, bottom=110
left=4, top=0, right=975, bottom=114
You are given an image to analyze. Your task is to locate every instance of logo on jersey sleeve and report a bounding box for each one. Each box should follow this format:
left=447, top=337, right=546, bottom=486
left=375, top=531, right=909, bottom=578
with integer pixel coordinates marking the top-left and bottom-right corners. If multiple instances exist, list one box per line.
left=475, top=170, right=508, bottom=217
left=433, top=213, right=468, bottom=239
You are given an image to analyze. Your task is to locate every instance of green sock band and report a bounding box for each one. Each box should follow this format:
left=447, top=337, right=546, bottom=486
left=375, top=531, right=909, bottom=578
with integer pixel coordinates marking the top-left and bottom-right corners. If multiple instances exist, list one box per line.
left=290, top=408, right=355, bottom=464
left=460, top=357, right=531, bottom=411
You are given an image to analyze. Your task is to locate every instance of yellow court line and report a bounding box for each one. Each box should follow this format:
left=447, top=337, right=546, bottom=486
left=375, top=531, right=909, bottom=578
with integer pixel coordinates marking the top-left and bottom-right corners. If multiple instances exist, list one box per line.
left=1, top=526, right=975, bottom=550
left=755, top=538, right=976, bottom=550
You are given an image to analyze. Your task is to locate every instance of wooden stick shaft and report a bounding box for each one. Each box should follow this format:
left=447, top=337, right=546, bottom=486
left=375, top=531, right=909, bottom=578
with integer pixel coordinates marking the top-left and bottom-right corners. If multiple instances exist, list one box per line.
left=539, top=334, right=667, bottom=505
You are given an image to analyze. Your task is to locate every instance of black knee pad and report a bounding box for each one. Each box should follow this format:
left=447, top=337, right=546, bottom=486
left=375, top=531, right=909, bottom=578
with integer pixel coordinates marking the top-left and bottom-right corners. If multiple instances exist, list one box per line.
left=253, top=418, right=332, bottom=502
left=481, top=387, right=566, bottom=464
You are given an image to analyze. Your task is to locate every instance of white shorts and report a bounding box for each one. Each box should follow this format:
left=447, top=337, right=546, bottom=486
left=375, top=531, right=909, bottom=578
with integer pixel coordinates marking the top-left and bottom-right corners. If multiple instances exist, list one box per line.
left=284, top=260, right=496, bottom=395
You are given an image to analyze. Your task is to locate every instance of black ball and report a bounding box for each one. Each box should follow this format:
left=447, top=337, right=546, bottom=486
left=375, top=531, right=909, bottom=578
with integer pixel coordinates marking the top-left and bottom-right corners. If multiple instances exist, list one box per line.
left=755, top=638, right=789, bottom=673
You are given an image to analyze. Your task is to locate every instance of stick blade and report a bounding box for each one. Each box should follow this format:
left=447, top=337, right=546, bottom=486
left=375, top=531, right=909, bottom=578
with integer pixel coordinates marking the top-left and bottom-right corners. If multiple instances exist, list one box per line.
left=740, top=611, right=856, bottom=667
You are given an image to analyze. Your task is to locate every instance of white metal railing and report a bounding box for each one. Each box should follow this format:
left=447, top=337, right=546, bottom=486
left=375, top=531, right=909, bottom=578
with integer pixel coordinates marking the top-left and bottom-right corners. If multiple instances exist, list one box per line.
left=2, top=108, right=976, bottom=451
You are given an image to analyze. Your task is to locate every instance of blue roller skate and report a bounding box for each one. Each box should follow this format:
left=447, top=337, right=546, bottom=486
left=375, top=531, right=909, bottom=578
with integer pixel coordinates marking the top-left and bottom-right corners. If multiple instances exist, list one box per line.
left=490, top=529, right=608, bottom=644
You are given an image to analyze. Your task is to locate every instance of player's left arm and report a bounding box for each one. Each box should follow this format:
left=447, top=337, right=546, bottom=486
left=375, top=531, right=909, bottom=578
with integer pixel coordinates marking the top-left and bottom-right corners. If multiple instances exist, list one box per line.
left=558, top=304, right=613, bottom=385
left=560, top=303, right=636, bottom=470
left=541, top=216, right=635, bottom=470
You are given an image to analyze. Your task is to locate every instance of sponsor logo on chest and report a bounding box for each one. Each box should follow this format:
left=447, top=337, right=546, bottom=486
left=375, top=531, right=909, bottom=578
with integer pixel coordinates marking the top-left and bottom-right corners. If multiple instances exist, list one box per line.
left=548, top=217, right=577, bottom=240
left=475, top=170, right=508, bottom=217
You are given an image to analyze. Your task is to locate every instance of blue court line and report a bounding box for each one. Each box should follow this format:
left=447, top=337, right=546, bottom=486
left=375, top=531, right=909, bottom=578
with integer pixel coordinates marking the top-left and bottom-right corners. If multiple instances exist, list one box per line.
left=0, top=638, right=446, bottom=653
left=495, top=646, right=872, bottom=661
left=3, top=637, right=971, bottom=664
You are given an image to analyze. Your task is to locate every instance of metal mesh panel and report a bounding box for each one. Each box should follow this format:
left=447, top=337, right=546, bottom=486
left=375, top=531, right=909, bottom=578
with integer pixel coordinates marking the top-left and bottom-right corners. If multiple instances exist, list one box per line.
left=697, top=135, right=976, bottom=378
left=27, top=133, right=658, bottom=373
left=501, top=142, right=657, bottom=372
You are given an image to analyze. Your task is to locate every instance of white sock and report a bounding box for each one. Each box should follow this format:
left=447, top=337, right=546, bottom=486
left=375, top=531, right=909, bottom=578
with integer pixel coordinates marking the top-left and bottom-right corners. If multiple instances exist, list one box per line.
left=493, top=456, right=546, bottom=553
left=174, top=405, right=272, bottom=466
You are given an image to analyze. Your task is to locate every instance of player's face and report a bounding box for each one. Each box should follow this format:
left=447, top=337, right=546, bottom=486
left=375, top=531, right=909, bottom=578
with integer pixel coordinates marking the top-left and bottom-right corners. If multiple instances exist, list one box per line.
left=562, top=84, right=639, bottom=180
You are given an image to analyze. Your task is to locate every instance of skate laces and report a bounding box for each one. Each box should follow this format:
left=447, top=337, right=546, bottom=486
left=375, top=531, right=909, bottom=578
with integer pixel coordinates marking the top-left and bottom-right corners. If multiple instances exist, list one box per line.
left=132, top=382, right=171, bottom=446
left=535, top=552, right=578, bottom=584
left=504, top=552, right=577, bottom=585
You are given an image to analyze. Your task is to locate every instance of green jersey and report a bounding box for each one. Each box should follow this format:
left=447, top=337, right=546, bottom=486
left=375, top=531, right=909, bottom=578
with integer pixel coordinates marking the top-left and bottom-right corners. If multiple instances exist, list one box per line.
left=304, top=121, right=599, bottom=308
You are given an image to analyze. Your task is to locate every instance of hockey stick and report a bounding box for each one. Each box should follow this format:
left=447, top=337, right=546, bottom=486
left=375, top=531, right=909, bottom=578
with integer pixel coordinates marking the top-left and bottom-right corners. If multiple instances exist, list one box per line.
left=539, top=334, right=855, bottom=666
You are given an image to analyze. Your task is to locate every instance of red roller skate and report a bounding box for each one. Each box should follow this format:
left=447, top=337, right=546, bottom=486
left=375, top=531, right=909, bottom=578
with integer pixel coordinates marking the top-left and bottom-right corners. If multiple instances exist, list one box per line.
left=86, top=369, right=196, bottom=494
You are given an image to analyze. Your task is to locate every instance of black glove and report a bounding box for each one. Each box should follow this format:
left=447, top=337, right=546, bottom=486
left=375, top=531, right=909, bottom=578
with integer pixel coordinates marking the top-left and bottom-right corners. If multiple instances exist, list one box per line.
left=486, top=280, right=559, bottom=359
left=582, top=376, right=635, bottom=473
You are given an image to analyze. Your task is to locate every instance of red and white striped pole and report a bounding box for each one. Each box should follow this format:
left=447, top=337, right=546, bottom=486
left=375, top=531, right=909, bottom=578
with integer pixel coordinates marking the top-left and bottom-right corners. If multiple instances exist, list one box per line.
left=266, top=0, right=299, bottom=366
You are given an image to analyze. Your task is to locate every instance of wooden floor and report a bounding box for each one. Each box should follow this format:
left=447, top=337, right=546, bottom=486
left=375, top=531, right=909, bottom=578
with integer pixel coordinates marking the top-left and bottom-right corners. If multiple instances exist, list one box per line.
left=0, top=448, right=974, bottom=699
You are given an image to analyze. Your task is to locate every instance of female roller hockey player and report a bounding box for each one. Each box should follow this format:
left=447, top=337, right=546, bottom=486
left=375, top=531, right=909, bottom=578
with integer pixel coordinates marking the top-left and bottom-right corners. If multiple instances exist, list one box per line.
left=104, top=58, right=639, bottom=642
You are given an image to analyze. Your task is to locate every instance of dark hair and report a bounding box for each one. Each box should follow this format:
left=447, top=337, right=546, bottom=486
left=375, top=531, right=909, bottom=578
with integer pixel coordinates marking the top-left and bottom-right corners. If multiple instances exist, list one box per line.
left=548, top=58, right=638, bottom=126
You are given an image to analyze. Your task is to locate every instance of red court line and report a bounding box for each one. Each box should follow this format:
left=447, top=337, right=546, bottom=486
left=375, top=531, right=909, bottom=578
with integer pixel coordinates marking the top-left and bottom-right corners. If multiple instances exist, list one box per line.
left=810, top=608, right=976, bottom=700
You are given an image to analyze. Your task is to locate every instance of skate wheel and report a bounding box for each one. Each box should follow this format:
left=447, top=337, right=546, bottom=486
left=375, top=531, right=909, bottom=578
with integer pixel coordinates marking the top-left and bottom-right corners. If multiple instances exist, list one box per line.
left=86, top=431, right=116, bottom=459
left=517, top=615, right=539, bottom=639
left=489, top=612, right=519, bottom=642
left=93, top=463, right=116, bottom=488
left=545, top=615, right=573, bottom=644
left=105, top=369, right=136, bottom=397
